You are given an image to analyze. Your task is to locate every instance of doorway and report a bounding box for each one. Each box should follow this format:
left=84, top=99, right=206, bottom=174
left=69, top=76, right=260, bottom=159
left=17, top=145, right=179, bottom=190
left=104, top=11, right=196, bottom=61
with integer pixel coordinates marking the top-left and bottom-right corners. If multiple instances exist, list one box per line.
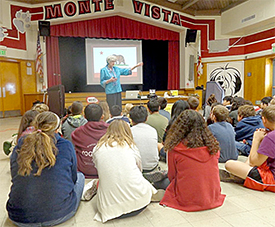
left=273, top=59, right=275, bottom=97
left=0, top=61, right=22, bottom=118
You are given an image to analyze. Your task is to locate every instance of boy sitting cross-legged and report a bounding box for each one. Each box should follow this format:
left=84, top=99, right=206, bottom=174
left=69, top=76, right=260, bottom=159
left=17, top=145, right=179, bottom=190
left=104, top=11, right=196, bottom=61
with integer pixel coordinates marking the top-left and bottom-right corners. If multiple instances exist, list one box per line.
left=129, top=105, right=169, bottom=191
left=71, top=104, right=109, bottom=178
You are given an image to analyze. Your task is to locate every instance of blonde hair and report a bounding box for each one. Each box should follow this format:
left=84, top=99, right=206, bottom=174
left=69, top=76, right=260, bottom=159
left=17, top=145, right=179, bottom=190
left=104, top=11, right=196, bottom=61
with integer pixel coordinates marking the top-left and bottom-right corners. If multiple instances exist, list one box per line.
left=262, top=105, right=275, bottom=123
left=270, top=99, right=275, bottom=106
left=123, top=103, right=134, bottom=116
left=17, top=111, right=60, bottom=176
left=96, top=120, right=135, bottom=149
left=99, top=101, right=110, bottom=122
left=32, top=103, right=49, bottom=113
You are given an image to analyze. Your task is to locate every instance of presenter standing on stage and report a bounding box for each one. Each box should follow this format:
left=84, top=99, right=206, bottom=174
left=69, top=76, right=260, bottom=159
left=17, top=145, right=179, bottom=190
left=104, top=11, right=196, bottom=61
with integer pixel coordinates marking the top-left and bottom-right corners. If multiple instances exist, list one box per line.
left=100, top=55, right=143, bottom=109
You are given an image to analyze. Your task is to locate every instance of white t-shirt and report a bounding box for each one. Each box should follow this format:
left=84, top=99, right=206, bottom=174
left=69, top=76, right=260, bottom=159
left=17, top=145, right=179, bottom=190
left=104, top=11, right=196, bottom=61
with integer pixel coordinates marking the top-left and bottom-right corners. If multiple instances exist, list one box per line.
left=131, top=123, right=159, bottom=170
left=92, top=142, right=157, bottom=223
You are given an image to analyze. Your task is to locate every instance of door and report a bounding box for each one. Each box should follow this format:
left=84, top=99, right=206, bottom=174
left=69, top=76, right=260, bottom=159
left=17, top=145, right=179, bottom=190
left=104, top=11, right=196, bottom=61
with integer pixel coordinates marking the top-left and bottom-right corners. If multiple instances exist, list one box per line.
left=273, top=59, right=275, bottom=96
left=0, top=61, right=22, bottom=117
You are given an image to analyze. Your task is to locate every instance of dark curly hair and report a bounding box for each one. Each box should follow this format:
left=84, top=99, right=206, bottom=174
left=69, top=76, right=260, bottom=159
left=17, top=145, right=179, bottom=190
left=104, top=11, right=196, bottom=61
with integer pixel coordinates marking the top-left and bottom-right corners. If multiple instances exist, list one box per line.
left=164, top=109, right=219, bottom=155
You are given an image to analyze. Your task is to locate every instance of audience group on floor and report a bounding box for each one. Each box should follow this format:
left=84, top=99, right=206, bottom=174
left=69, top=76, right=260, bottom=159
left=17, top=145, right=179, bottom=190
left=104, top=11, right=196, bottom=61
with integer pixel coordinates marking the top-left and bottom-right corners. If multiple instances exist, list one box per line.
left=4, top=93, right=275, bottom=226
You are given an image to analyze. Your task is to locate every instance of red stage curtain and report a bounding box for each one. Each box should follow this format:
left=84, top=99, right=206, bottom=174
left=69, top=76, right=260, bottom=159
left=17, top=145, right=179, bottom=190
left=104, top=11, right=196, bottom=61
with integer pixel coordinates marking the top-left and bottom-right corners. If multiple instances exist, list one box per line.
left=48, top=16, right=179, bottom=88
left=168, top=41, right=180, bottom=89
left=51, top=16, right=179, bottom=41
left=46, top=36, right=61, bottom=87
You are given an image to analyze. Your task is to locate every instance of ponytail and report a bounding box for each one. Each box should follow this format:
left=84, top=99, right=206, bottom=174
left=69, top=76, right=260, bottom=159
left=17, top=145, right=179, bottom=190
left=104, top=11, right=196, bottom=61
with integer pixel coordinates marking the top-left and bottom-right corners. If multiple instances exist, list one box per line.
left=17, top=112, right=59, bottom=176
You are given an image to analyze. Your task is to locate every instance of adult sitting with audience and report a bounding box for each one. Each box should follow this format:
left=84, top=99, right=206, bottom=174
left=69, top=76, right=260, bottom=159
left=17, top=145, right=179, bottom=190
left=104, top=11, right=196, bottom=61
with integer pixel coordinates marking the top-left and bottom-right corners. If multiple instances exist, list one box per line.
left=62, top=101, right=87, bottom=142
left=71, top=104, right=108, bottom=178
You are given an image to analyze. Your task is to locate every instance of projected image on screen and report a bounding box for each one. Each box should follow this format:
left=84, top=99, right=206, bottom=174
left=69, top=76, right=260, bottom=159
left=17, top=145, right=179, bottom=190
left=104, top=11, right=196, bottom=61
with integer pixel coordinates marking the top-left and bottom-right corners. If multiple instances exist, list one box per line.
left=86, top=39, right=142, bottom=85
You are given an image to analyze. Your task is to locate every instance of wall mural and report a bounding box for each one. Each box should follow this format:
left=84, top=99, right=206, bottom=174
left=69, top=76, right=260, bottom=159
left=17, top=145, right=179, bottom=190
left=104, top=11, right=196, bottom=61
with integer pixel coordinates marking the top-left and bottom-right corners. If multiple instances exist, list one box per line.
left=0, top=27, right=8, bottom=41
left=13, top=10, right=31, bottom=34
left=207, top=62, right=244, bottom=97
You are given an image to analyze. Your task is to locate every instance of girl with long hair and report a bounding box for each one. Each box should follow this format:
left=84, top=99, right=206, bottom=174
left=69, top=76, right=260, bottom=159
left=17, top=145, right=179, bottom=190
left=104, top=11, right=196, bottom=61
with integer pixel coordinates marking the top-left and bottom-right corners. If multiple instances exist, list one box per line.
left=160, top=110, right=225, bottom=211
left=17, top=109, right=39, bottom=142
left=99, top=101, right=111, bottom=122
left=7, top=111, right=85, bottom=226
left=159, top=100, right=190, bottom=162
left=90, top=120, right=156, bottom=223
left=163, top=100, right=190, bottom=142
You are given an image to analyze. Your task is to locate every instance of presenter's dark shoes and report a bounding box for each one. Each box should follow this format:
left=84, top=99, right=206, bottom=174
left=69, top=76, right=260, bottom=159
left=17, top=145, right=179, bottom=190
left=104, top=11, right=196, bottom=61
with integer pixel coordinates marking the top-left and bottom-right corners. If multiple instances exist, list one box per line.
left=219, top=169, right=244, bottom=184
left=143, top=170, right=168, bottom=183
left=82, top=179, right=98, bottom=201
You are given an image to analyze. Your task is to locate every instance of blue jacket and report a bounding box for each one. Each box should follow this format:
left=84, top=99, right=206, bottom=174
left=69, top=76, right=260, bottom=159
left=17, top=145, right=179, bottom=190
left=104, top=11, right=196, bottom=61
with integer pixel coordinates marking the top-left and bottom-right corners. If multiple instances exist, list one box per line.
left=100, top=65, right=132, bottom=94
left=235, top=115, right=264, bottom=146
left=7, top=134, right=78, bottom=224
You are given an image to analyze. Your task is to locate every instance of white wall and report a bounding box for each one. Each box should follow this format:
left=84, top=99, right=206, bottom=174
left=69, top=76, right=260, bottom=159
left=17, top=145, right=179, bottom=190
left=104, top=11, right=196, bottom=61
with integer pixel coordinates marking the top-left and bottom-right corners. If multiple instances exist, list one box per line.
left=221, top=0, right=275, bottom=35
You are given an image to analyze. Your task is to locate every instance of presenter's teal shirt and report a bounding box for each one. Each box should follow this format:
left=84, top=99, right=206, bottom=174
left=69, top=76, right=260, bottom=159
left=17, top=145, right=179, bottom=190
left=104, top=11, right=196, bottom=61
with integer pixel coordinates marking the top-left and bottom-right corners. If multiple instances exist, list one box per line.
left=100, top=66, right=132, bottom=94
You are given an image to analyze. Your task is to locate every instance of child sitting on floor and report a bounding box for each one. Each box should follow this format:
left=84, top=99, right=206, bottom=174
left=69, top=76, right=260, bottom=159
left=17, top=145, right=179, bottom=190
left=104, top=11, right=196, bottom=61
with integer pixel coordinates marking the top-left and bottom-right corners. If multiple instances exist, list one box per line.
left=84, top=120, right=156, bottom=223
left=6, top=111, right=84, bottom=226
left=3, top=110, right=39, bottom=156
left=235, top=105, right=264, bottom=156
left=61, top=101, right=87, bottom=142
left=208, top=105, right=238, bottom=163
left=160, top=110, right=225, bottom=212
left=223, top=105, right=275, bottom=192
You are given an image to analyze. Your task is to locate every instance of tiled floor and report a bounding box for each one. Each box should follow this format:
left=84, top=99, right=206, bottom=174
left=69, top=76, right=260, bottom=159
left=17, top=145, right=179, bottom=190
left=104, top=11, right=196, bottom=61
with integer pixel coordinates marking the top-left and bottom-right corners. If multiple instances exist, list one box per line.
left=1, top=117, right=275, bottom=227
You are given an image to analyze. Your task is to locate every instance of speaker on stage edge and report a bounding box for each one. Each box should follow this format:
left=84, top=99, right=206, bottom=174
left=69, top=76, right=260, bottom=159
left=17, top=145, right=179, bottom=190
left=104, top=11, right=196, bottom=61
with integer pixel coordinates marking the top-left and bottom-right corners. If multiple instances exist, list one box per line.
left=39, top=21, right=50, bottom=36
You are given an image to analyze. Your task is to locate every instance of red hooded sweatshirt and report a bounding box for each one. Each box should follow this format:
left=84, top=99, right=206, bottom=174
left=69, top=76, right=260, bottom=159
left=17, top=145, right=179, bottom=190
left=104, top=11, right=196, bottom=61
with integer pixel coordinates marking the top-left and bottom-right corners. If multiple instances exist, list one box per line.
left=160, top=142, right=225, bottom=211
left=71, top=121, right=108, bottom=178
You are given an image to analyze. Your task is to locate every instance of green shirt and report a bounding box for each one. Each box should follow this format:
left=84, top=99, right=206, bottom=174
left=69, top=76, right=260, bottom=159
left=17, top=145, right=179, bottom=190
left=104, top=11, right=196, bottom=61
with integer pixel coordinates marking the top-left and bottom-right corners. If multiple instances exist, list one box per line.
left=146, top=113, right=168, bottom=143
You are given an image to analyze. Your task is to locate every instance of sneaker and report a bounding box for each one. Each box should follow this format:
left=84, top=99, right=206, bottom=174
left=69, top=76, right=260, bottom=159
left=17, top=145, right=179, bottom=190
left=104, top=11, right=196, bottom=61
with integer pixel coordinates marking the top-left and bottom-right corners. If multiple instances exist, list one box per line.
left=219, top=169, right=244, bottom=184
left=3, top=141, right=12, bottom=156
left=81, top=179, right=98, bottom=201
left=151, top=189, right=165, bottom=202
left=143, top=170, right=168, bottom=183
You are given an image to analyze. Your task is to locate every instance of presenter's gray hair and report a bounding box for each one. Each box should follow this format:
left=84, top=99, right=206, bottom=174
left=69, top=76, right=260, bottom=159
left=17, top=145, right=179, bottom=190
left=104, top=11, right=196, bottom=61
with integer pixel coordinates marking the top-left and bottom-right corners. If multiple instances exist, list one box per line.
left=106, top=55, right=117, bottom=64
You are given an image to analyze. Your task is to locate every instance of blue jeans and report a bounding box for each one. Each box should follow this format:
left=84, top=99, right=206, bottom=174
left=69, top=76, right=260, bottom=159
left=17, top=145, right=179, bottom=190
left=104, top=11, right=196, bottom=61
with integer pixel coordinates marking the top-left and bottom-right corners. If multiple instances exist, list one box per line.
left=235, top=141, right=251, bottom=156
left=12, top=172, right=85, bottom=227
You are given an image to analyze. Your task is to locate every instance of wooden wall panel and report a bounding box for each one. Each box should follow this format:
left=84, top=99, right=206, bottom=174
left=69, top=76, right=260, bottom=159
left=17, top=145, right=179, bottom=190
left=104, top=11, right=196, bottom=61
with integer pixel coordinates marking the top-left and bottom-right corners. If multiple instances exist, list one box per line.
left=244, top=57, right=266, bottom=105
left=265, top=58, right=273, bottom=97
left=20, top=61, right=36, bottom=94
